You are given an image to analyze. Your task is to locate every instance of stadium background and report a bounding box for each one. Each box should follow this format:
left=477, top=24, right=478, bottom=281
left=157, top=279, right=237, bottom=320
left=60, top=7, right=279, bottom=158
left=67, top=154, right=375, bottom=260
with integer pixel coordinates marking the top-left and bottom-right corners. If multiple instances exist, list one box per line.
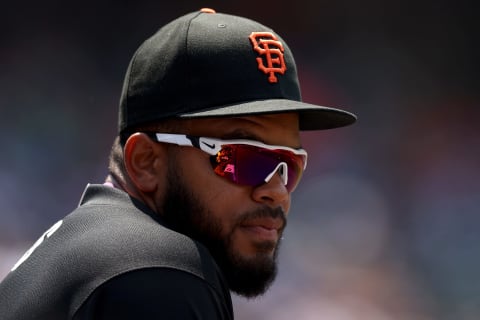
left=1, top=1, right=478, bottom=319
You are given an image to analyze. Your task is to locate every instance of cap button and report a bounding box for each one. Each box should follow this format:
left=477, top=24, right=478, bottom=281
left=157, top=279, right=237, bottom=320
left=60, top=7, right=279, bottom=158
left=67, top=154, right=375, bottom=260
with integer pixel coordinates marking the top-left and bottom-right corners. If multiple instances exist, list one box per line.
left=200, top=8, right=216, bottom=14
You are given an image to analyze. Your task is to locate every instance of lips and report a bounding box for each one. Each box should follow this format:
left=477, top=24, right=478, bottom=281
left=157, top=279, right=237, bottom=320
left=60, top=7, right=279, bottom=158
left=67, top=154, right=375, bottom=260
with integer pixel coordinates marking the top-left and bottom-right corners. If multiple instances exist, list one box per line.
left=242, top=217, right=284, bottom=230
left=240, top=217, right=285, bottom=242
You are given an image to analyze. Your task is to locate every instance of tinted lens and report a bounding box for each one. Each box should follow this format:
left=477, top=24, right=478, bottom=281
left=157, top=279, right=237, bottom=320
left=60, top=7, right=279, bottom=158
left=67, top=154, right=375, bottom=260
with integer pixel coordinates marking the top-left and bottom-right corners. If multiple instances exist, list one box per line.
left=212, top=144, right=305, bottom=192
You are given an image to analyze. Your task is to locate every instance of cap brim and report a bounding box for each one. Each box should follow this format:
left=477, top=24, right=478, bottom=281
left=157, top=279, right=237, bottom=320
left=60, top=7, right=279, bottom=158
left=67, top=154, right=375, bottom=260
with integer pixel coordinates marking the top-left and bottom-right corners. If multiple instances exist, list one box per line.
left=180, top=99, right=356, bottom=130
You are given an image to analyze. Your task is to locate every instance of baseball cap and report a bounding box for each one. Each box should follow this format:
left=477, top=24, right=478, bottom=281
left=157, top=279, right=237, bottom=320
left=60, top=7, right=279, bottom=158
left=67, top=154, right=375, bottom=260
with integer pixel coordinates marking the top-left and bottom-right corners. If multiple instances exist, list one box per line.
left=119, top=8, right=356, bottom=133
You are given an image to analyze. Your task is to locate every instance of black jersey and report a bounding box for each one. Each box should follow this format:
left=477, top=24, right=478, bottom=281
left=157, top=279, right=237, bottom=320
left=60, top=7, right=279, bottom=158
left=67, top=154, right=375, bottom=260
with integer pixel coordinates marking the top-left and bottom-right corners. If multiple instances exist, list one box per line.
left=0, top=184, right=233, bottom=319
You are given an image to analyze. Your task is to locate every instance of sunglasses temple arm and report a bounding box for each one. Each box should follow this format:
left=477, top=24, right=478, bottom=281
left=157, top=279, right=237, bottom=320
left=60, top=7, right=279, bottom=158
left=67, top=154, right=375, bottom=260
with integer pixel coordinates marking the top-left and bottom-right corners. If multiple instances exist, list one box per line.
left=155, top=134, right=195, bottom=147
left=189, top=136, right=224, bottom=154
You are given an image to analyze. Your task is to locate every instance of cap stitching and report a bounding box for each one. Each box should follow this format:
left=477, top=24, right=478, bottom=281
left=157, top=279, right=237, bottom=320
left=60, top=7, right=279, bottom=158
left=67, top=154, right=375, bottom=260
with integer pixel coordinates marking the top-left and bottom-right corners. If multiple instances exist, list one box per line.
left=183, top=11, right=204, bottom=114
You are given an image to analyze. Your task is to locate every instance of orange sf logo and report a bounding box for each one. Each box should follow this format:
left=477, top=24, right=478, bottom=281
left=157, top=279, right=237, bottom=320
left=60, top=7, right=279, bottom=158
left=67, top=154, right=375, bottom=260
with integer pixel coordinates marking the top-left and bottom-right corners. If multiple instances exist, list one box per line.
left=249, top=32, right=287, bottom=83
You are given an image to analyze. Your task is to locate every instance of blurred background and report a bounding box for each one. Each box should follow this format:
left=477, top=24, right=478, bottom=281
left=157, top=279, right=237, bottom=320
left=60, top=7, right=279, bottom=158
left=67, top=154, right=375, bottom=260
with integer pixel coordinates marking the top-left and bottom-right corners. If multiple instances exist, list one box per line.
left=1, top=0, right=478, bottom=319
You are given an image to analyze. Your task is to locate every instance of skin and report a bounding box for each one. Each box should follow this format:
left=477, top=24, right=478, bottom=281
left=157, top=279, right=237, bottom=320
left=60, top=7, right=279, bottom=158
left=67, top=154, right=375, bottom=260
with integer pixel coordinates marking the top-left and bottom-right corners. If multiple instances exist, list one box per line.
left=123, top=112, right=301, bottom=262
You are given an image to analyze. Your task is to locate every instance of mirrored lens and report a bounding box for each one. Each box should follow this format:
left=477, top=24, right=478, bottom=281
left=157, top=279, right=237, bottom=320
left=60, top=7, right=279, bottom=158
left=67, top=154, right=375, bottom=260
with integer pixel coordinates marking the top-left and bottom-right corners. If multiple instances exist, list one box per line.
left=212, top=144, right=305, bottom=192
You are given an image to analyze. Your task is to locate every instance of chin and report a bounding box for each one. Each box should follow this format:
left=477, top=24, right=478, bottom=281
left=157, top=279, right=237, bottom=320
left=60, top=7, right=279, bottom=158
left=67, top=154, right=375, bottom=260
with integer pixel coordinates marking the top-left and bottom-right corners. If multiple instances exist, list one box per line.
left=214, top=237, right=282, bottom=298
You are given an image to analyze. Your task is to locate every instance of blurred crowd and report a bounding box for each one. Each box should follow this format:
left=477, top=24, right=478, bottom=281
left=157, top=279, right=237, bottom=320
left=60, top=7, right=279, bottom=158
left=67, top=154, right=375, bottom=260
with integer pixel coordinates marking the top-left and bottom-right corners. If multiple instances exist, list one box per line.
left=1, top=1, right=478, bottom=319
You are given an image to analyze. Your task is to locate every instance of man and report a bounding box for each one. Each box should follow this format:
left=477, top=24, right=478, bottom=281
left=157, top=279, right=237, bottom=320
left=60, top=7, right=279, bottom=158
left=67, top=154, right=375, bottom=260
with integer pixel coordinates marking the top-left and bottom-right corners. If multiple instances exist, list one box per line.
left=0, top=8, right=355, bottom=319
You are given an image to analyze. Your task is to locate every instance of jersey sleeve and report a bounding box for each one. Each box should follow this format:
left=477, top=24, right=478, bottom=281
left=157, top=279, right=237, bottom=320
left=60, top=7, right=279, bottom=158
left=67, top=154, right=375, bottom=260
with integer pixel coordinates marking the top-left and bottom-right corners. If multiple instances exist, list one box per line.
left=73, top=267, right=233, bottom=320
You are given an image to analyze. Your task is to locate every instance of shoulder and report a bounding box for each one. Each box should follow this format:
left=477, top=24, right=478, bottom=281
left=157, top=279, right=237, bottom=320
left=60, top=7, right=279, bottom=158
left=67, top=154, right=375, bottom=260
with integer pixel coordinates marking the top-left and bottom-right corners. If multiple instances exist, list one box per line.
left=64, top=186, right=230, bottom=315
left=67, top=186, right=218, bottom=280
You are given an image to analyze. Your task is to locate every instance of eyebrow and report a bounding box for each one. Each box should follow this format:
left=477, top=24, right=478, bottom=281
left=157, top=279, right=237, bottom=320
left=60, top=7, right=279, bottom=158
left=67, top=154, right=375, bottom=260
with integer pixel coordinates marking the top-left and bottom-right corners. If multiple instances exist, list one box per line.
left=220, top=129, right=264, bottom=142
left=219, top=129, right=303, bottom=150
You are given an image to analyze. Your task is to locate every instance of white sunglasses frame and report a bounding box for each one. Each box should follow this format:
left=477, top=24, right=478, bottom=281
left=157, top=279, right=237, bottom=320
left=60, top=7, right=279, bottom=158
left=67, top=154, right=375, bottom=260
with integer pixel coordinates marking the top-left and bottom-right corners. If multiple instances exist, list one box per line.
left=149, top=133, right=308, bottom=188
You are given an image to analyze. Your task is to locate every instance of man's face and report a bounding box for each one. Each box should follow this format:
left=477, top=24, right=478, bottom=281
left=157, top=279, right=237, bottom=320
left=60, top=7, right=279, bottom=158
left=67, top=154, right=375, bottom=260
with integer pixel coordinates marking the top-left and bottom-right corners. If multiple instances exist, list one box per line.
left=156, top=113, right=302, bottom=297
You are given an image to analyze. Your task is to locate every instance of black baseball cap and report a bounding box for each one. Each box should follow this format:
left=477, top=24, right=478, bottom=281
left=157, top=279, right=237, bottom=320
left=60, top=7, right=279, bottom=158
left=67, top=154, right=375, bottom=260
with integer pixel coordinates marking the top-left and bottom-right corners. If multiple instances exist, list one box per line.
left=119, top=8, right=356, bottom=133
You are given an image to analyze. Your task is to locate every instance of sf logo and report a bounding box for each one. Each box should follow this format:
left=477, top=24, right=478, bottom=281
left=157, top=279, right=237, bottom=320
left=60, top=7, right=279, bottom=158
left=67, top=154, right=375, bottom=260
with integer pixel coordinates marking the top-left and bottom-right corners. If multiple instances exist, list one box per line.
left=249, top=32, right=287, bottom=83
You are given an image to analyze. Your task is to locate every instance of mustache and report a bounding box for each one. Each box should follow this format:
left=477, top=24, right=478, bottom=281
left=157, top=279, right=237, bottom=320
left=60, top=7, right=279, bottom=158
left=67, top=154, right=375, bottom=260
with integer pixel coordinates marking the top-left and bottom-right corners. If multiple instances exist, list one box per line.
left=236, top=206, right=287, bottom=230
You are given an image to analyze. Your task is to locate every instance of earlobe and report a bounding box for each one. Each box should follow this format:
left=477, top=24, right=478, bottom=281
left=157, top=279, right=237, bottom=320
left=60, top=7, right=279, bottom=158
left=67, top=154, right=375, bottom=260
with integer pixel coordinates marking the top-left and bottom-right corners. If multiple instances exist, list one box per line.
left=124, top=133, right=165, bottom=193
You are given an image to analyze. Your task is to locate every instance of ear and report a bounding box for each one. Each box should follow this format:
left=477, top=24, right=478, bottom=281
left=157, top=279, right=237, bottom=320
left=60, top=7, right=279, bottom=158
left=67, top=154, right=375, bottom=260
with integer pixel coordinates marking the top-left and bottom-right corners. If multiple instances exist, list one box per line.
left=124, top=133, right=166, bottom=193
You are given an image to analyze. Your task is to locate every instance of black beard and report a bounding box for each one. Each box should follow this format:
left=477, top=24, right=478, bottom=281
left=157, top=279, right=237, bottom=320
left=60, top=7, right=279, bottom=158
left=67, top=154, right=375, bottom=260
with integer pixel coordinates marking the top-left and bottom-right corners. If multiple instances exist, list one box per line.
left=160, top=163, right=285, bottom=298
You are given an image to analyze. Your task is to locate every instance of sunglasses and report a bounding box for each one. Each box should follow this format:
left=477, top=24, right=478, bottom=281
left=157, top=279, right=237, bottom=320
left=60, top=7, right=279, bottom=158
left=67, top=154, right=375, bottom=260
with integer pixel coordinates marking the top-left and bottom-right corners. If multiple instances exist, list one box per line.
left=146, top=133, right=308, bottom=192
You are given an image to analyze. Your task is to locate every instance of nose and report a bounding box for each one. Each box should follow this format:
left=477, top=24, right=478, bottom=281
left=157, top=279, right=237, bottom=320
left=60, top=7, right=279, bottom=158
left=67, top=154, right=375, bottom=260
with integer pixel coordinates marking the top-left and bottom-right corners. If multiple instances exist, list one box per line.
left=251, top=170, right=290, bottom=212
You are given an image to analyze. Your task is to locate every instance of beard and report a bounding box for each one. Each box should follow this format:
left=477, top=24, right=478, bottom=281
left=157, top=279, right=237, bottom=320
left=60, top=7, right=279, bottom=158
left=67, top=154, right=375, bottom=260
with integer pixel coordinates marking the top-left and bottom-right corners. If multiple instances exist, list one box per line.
left=160, top=162, right=286, bottom=298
